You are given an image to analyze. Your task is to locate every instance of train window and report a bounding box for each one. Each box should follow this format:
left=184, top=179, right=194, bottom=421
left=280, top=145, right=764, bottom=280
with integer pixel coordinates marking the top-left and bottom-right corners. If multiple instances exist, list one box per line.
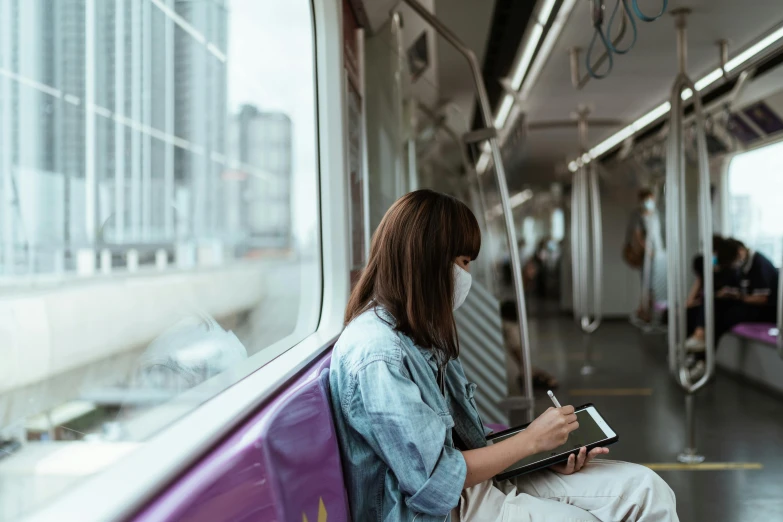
left=522, top=216, right=536, bottom=257
left=0, top=0, right=319, bottom=518
left=551, top=208, right=565, bottom=241
left=727, top=141, right=783, bottom=266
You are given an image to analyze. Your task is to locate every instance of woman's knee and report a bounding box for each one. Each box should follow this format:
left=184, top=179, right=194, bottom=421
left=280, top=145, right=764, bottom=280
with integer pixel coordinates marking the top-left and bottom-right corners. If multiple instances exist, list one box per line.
left=627, top=464, right=676, bottom=504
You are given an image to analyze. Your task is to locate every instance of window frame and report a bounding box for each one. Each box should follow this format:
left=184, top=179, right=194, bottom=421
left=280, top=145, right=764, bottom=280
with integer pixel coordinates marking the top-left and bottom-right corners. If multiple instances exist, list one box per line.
left=22, top=0, right=349, bottom=520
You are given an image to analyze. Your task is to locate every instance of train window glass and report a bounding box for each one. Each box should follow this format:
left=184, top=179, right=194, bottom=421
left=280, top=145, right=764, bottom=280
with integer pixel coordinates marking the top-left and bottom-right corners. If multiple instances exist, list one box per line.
left=551, top=208, right=565, bottom=241
left=727, top=141, right=783, bottom=266
left=522, top=216, right=536, bottom=258
left=0, top=0, right=319, bottom=518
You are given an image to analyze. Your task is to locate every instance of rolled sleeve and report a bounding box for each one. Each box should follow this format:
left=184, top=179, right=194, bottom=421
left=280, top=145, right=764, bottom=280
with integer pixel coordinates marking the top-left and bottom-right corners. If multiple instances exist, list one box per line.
left=353, top=360, right=466, bottom=515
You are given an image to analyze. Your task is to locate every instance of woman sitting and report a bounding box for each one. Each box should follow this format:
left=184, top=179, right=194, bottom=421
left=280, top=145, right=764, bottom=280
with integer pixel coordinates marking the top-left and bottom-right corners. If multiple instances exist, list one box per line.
left=329, top=189, right=678, bottom=521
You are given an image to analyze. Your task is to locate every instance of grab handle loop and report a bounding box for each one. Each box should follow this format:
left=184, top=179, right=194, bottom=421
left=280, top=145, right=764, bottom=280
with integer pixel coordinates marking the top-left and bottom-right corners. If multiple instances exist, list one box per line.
left=587, top=26, right=614, bottom=79
left=608, top=0, right=637, bottom=55
left=631, top=0, right=668, bottom=22
left=587, top=0, right=614, bottom=79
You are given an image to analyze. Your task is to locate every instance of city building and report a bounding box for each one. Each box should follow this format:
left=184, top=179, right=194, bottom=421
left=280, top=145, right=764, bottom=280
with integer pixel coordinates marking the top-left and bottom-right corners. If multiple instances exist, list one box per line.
left=228, top=104, right=293, bottom=250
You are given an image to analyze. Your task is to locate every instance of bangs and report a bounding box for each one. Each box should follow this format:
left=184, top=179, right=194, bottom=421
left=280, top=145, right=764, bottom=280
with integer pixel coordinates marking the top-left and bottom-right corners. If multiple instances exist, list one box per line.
left=451, top=199, right=481, bottom=261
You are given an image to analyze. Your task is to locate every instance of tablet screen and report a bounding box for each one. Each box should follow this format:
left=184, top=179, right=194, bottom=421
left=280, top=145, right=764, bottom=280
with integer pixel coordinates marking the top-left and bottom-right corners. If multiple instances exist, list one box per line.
left=489, top=406, right=615, bottom=475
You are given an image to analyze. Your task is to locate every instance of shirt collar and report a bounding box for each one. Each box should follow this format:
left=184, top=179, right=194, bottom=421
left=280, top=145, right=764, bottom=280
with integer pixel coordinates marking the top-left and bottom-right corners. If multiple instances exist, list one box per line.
left=373, top=304, right=445, bottom=365
left=742, top=250, right=755, bottom=274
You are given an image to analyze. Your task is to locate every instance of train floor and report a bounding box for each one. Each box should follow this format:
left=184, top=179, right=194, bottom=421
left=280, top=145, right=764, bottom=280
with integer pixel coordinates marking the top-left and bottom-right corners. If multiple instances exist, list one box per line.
left=514, top=299, right=783, bottom=521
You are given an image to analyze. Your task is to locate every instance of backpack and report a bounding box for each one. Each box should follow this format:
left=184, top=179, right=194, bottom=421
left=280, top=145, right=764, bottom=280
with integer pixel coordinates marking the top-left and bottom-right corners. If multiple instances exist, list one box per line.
left=623, top=227, right=646, bottom=269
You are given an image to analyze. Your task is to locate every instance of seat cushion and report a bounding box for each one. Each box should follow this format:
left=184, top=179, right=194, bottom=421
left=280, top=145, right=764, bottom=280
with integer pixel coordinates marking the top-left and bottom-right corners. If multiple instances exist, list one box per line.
left=731, top=323, right=778, bottom=346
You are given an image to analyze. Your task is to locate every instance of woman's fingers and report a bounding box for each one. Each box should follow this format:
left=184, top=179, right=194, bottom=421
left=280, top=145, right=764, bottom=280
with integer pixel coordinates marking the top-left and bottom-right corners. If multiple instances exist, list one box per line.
left=553, top=447, right=609, bottom=475
left=564, top=453, right=576, bottom=473
left=575, top=447, right=587, bottom=471
left=584, top=447, right=609, bottom=466
left=588, top=447, right=609, bottom=458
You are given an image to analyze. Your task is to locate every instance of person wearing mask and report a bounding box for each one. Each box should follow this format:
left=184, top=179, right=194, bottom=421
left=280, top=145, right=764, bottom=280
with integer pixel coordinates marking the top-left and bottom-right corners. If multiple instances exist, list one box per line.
left=330, top=189, right=678, bottom=521
left=624, top=189, right=665, bottom=323
left=685, top=238, right=779, bottom=351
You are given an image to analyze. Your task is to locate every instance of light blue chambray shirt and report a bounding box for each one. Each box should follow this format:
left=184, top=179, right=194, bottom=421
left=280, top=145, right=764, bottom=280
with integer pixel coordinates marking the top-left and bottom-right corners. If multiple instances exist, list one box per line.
left=329, top=308, right=491, bottom=522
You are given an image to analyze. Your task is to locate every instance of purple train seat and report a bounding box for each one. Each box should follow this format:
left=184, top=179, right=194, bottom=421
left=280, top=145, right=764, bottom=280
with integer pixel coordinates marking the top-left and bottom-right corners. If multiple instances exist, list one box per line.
left=133, top=351, right=350, bottom=522
left=731, top=323, right=778, bottom=346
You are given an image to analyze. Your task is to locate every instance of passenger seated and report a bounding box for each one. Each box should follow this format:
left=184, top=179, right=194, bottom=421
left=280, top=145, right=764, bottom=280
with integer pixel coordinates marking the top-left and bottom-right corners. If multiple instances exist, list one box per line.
left=500, top=300, right=558, bottom=389
left=685, top=236, right=739, bottom=337
left=686, top=238, right=779, bottom=351
left=329, top=189, right=678, bottom=522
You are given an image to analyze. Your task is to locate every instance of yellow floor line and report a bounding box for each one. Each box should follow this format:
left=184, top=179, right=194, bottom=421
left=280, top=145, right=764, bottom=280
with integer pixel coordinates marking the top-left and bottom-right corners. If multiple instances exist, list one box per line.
left=568, top=388, right=653, bottom=396
left=642, top=462, right=763, bottom=471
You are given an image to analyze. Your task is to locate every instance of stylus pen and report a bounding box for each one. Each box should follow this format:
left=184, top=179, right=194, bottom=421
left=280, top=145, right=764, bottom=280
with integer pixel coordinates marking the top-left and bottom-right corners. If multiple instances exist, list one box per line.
left=547, top=390, right=562, bottom=408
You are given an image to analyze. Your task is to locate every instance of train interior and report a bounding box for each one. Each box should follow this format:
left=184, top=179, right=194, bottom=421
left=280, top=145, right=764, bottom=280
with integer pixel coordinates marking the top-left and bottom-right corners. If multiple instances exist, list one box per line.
left=1, top=0, right=783, bottom=520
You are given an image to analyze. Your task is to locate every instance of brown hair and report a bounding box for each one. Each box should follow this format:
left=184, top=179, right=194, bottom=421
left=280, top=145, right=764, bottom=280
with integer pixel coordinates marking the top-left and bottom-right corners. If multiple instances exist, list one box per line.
left=638, top=188, right=654, bottom=202
left=345, top=189, right=481, bottom=361
left=716, top=237, right=745, bottom=268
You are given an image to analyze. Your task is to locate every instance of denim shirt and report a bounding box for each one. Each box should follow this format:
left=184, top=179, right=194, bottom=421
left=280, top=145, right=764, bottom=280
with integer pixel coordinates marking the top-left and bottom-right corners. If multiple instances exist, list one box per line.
left=329, top=308, right=491, bottom=522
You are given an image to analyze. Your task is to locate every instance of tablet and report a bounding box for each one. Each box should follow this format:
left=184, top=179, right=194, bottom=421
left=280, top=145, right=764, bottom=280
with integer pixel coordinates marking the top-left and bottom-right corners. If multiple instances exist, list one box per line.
left=486, top=404, right=618, bottom=481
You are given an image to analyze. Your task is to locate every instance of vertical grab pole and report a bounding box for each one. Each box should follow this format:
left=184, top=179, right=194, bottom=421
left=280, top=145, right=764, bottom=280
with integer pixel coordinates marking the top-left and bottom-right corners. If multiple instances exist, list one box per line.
left=586, top=163, right=603, bottom=330
left=580, top=160, right=590, bottom=328
left=665, top=8, right=716, bottom=463
left=665, top=86, right=682, bottom=376
left=403, top=0, right=535, bottom=420
left=577, top=112, right=603, bottom=335
left=571, top=171, right=582, bottom=322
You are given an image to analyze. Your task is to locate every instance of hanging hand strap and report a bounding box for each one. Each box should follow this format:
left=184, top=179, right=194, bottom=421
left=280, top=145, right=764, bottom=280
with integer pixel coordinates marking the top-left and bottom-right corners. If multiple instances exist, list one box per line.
left=631, top=0, right=668, bottom=22
left=586, top=0, right=614, bottom=79
left=608, top=0, right=637, bottom=54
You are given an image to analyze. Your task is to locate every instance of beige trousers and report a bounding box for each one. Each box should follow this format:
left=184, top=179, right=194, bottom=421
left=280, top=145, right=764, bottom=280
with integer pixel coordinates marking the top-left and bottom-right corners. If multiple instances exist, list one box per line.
left=452, top=460, right=679, bottom=522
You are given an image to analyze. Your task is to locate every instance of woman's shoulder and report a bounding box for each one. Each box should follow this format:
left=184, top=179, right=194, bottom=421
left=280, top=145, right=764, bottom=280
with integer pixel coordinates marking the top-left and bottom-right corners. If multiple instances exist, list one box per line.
left=332, top=309, right=405, bottom=374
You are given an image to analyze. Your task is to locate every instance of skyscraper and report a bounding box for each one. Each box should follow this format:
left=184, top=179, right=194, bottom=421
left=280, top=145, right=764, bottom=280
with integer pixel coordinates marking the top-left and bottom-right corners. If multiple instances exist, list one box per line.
left=0, top=0, right=231, bottom=271
left=229, top=104, right=293, bottom=249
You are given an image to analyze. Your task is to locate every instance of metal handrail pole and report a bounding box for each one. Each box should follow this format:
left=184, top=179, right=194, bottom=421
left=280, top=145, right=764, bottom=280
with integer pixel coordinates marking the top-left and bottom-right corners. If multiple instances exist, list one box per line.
left=665, top=80, right=682, bottom=376
left=571, top=171, right=582, bottom=321
left=589, top=163, right=603, bottom=328
left=576, top=113, right=602, bottom=334
left=666, top=8, right=716, bottom=463
left=580, top=163, right=591, bottom=329
left=403, top=0, right=535, bottom=419
left=686, top=81, right=716, bottom=393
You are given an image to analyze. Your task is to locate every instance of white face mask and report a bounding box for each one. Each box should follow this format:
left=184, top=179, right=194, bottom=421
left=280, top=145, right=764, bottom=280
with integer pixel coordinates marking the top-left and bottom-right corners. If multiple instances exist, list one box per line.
left=453, top=263, right=472, bottom=311
left=643, top=199, right=656, bottom=211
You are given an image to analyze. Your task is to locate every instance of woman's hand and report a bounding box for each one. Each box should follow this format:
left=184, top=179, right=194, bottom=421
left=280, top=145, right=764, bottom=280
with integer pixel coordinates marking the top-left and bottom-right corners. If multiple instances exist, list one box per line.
left=551, top=447, right=609, bottom=475
left=524, top=406, right=579, bottom=453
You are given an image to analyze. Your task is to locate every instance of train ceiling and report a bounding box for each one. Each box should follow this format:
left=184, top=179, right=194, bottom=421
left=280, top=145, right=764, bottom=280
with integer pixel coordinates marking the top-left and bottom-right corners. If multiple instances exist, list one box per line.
left=352, top=0, right=783, bottom=196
